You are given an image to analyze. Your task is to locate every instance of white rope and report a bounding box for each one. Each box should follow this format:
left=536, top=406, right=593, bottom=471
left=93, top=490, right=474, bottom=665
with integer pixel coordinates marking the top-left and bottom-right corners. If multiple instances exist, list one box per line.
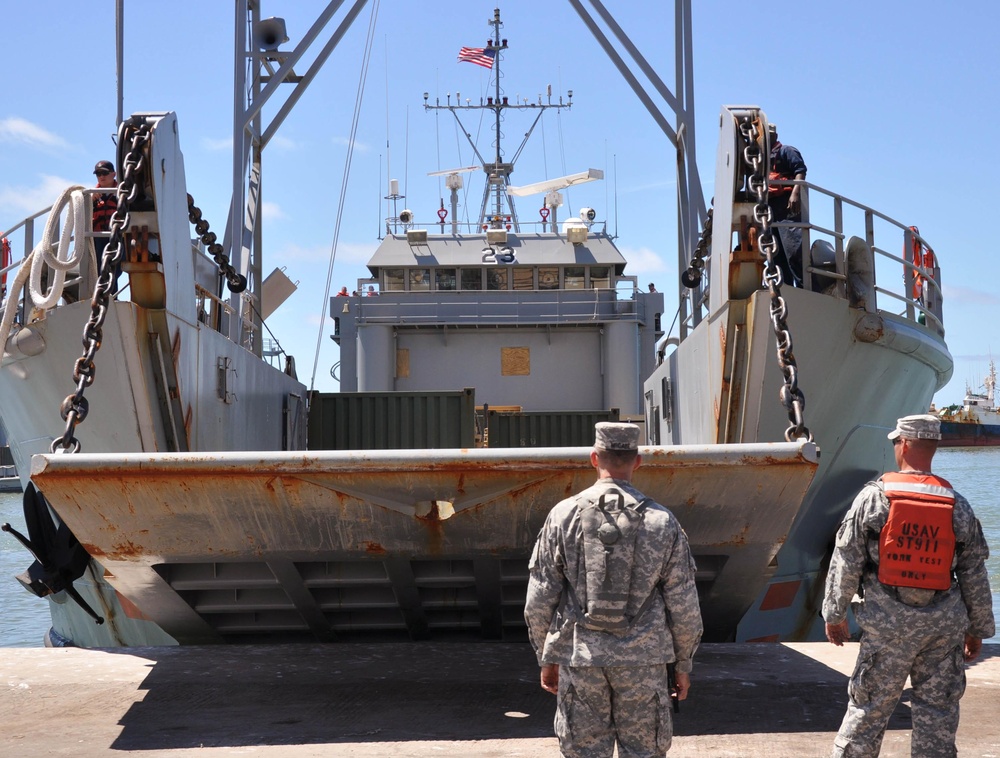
left=0, top=186, right=98, bottom=357
left=29, top=186, right=96, bottom=309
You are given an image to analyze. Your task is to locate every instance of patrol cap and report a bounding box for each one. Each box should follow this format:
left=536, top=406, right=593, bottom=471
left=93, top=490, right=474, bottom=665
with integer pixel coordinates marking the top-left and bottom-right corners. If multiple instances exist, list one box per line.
left=594, top=422, right=640, bottom=452
left=887, top=414, right=941, bottom=441
left=93, top=160, right=114, bottom=175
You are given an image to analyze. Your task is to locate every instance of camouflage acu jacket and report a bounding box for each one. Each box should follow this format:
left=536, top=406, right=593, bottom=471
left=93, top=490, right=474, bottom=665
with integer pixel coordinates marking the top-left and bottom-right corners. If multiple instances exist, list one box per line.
left=524, top=477, right=703, bottom=672
left=822, top=478, right=995, bottom=640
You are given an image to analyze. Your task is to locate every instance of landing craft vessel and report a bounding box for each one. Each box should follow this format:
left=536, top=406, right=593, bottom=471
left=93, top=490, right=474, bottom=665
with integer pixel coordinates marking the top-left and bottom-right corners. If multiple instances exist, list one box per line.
left=0, top=1, right=949, bottom=647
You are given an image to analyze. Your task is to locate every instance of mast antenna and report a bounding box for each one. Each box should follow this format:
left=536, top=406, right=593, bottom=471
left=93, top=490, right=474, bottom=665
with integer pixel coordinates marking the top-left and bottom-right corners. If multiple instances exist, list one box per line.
left=425, top=7, right=572, bottom=232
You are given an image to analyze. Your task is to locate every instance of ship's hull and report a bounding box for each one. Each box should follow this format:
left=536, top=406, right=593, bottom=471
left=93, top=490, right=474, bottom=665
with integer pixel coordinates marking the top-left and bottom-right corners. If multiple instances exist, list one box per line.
left=734, top=290, right=951, bottom=640
left=939, top=421, right=1000, bottom=447
left=651, top=285, right=952, bottom=641
left=1, top=298, right=307, bottom=646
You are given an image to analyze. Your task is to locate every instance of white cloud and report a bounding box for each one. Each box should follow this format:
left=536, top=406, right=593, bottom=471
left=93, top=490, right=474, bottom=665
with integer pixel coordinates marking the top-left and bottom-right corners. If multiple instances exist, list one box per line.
left=0, top=117, right=70, bottom=150
left=276, top=240, right=376, bottom=265
left=262, top=201, right=286, bottom=221
left=952, top=353, right=998, bottom=364
left=941, top=283, right=1000, bottom=306
left=0, top=174, right=78, bottom=217
left=615, top=245, right=668, bottom=276
left=201, top=136, right=233, bottom=151
left=269, top=135, right=298, bottom=152
left=275, top=242, right=330, bottom=263
left=618, top=179, right=676, bottom=195
left=202, top=134, right=298, bottom=153
left=332, top=135, right=371, bottom=153
left=335, top=241, right=378, bottom=264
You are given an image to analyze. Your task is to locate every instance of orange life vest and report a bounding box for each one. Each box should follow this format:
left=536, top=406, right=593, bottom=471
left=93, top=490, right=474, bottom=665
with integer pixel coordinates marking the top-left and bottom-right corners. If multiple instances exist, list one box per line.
left=878, top=472, right=956, bottom=591
left=768, top=169, right=792, bottom=196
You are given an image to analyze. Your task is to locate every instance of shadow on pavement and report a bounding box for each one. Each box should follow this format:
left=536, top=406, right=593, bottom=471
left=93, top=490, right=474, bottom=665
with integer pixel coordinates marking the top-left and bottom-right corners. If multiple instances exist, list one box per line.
left=105, top=642, right=997, bottom=749
left=109, top=642, right=553, bottom=750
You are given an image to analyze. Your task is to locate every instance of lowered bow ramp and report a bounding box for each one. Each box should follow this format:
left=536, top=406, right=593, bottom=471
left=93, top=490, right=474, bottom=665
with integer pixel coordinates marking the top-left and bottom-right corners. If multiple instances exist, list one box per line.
left=31, top=443, right=817, bottom=644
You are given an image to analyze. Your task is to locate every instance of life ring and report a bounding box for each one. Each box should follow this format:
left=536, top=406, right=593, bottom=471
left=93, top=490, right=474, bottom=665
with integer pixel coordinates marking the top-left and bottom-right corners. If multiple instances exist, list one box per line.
left=906, top=225, right=936, bottom=301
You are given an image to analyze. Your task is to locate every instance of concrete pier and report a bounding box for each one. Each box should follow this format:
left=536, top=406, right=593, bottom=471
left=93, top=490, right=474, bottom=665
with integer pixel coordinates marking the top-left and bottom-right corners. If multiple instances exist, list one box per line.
left=1, top=642, right=997, bottom=757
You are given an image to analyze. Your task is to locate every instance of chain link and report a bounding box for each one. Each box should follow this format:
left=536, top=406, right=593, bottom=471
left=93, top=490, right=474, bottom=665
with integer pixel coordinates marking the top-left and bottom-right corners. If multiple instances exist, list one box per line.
left=187, top=196, right=247, bottom=294
left=680, top=207, right=713, bottom=290
left=50, top=122, right=250, bottom=454
left=738, top=115, right=811, bottom=442
left=51, top=120, right=152, bottom=454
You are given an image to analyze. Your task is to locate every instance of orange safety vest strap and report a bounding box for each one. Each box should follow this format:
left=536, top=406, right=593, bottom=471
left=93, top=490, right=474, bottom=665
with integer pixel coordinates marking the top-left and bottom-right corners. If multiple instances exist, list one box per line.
left=768, top=170, right=792, bottom=196
left=878, top=473, right=956, bottom=591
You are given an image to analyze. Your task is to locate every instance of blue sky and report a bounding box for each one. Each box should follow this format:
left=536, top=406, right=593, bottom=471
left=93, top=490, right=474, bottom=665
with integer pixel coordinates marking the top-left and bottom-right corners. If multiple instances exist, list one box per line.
left=2, top=1, right=998, bottom=408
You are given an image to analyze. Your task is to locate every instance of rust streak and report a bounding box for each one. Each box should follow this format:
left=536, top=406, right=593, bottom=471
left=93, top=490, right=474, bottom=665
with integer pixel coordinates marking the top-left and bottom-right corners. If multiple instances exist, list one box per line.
left=364, top=541, right=387, bottom=555
left=109, top=539, right=145, bottom=558
left=708, top=523, right=752, bottom=547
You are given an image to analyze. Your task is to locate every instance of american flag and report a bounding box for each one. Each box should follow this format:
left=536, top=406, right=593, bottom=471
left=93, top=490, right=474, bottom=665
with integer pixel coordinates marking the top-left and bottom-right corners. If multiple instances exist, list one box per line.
left=458, top=46, right=496, bottom=69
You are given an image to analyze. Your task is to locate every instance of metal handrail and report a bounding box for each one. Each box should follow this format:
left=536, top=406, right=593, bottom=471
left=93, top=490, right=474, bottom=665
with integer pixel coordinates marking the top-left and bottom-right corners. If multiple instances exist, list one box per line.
left=352, top=288, right=647, bottom=327
left=768, top=178, right=944, bottom=336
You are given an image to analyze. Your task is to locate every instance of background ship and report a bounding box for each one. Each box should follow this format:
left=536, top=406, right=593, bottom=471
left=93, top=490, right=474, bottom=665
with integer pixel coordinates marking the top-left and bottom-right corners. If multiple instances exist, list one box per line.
left=1, top=1, right=948, bottom=647
left=934, top=361, right=1000, bottom=447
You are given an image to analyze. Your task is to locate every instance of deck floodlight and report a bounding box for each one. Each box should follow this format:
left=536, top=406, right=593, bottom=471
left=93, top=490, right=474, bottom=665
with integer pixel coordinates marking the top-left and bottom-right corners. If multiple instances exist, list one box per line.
left=486, top=229, right=508, bottom=245
left=406, top=229, right=428, bottom=245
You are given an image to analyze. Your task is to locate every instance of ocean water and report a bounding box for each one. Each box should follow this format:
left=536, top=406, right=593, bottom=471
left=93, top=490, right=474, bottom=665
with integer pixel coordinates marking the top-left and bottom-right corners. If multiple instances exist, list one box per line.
left=2, top=448, right=999, bottom=647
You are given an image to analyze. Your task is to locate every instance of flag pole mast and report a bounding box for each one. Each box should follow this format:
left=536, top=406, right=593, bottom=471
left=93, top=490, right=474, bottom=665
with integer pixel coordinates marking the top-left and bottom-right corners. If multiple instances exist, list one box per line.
left=490, top=7, right=506, bottom=223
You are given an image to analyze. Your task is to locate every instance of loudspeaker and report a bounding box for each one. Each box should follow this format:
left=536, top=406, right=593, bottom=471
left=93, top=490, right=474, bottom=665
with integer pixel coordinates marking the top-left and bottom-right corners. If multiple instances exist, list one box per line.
left=253, top=17, right=288, bottom=51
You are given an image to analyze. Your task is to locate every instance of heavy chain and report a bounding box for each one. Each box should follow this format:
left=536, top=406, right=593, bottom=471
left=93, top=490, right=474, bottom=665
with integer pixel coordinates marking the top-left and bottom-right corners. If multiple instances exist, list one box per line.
left=680, top=207, right=713, bottom=289
left=51, top=120, right=152, bottom=454
left=187, top=196, right=247, bottom=293
left=739, top=115, right=811, bottom=443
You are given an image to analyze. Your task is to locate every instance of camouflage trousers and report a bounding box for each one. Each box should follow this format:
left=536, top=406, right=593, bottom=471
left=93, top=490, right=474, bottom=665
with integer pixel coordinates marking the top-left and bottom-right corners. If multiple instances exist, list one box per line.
left=555, top=663, right=673, bottom=758
left=832, top=629, right=966, bottom=757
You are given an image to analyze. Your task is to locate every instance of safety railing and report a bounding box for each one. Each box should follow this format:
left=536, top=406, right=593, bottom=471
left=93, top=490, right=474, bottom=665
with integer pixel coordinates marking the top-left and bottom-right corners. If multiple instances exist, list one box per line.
left=382, top=217, right=610, bottom=236
left=347, top=286, right=651, bottom=327
left=1, top=190, right=109, bottom=318
left=771, top=179, right=944, bottom=336
left=1, top=191, right=236, bottom=342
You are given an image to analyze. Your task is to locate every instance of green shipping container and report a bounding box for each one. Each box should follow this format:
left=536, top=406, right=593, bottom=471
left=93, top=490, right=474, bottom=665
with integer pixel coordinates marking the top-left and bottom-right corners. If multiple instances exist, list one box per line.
left=308, top=389, right=476, bottom=450
left=486, top=409, right=621, bottom=448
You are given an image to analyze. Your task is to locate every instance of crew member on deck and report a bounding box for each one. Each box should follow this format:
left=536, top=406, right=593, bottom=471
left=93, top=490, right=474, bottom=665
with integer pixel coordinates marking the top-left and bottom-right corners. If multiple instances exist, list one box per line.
left=767, top=125, right=806, bottom=288
left=92, top=160, right=120, bottom=293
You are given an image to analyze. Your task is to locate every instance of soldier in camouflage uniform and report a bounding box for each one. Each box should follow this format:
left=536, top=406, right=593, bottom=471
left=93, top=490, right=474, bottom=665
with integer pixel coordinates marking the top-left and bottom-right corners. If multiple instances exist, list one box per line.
left=823, top=414, right=995, bottom=757
left=524, top=422, right=703, bottom=758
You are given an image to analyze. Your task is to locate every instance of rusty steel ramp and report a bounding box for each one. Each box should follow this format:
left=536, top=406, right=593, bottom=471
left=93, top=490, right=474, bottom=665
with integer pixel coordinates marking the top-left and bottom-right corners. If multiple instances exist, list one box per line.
left=30, top=441, right=818, bottom=644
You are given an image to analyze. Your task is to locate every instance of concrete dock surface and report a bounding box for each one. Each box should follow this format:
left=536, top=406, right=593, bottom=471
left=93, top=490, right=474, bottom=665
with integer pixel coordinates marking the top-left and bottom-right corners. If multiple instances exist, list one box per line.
left=1, top=642, right=997, bottom=758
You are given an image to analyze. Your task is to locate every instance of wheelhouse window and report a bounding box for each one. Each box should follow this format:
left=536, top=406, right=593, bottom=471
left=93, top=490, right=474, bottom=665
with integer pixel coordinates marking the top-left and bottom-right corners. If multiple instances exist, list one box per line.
left=383, top=269, right=405, bottom=291
left=487, top=268, right=508, bottom=291
left=565, top=266, right=585, bottom=290
left=461, top=269, right=483, bottom=290
left=436, top=268, right=457, bottom=291
left=590, top=267, right=611, bottom=289
left=410, top=269, right=430, bottom=291
left=538, top=267, right=559, bottom=290
left=512, top=267, right=533, bottom=290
